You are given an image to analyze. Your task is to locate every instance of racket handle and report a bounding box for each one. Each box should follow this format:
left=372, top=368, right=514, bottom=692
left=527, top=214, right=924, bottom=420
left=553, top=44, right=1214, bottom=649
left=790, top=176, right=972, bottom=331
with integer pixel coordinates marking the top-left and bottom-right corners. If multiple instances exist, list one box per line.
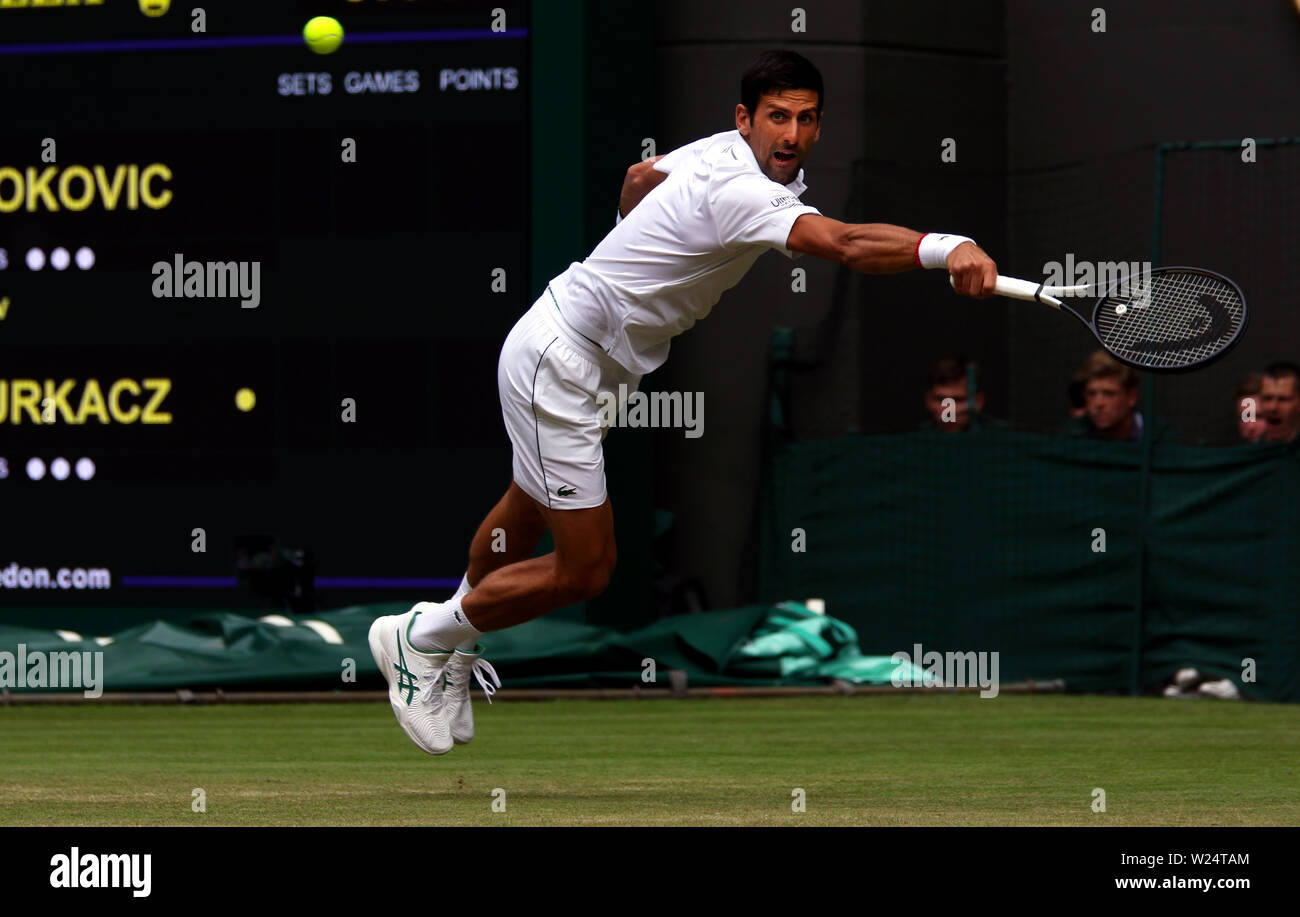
left=949, top=273, right=1064, bottom=308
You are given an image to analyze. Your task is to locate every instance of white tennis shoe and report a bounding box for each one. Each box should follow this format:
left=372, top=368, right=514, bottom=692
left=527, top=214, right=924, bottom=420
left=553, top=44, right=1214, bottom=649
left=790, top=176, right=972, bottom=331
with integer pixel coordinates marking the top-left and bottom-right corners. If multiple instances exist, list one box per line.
left=443, top=646, right=501, bottom=745
left=369, top=605, right=454, bottom=755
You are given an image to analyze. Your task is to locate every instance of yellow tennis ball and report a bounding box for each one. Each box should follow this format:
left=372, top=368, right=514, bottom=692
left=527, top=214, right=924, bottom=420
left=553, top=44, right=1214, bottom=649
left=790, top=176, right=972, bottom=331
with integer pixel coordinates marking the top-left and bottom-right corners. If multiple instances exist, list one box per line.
left=235, top=388, right=256, bottom=412
left=303, top=16, right=344, bottom=55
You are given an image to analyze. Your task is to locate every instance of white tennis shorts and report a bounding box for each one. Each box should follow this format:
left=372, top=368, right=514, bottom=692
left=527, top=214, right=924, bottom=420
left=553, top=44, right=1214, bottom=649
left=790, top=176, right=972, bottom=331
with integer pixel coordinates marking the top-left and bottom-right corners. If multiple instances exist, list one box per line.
left=497, top=286, right=641, bottom=510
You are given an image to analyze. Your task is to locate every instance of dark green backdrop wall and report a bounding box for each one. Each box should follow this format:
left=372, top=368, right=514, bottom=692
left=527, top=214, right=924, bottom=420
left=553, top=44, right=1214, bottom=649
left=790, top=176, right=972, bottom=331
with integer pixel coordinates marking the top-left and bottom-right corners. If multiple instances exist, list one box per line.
left=760, top=430, right=1300, bottom=702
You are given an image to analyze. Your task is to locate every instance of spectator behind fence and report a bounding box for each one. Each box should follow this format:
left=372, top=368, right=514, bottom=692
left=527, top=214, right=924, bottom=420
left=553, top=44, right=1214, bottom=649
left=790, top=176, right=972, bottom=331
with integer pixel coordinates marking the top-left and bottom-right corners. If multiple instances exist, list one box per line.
left=1234, top=371, right=1265, bottom=443
left=1258, top=361, right=1300, bottom=443
left=1062, top=351, right=1144, bottom=442
left=920, top=356, right=1008, bottom=433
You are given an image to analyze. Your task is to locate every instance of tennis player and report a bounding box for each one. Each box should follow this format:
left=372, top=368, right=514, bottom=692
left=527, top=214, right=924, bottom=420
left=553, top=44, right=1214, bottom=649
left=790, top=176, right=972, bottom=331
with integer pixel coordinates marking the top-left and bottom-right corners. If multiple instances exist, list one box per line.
left=370, top=49, right=998, bottom=754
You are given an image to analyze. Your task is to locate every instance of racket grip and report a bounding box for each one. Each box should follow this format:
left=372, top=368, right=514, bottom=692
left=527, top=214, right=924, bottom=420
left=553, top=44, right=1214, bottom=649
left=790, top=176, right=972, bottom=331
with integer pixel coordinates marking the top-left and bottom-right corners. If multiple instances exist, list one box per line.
left=949, top=273, right=1063, bottom=308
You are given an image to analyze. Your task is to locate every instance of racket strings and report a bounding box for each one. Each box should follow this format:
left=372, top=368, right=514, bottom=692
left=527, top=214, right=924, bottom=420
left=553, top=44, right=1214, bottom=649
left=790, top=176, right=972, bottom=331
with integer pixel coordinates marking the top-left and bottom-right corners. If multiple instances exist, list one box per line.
left=1095, top=271, right=1244, bottom=370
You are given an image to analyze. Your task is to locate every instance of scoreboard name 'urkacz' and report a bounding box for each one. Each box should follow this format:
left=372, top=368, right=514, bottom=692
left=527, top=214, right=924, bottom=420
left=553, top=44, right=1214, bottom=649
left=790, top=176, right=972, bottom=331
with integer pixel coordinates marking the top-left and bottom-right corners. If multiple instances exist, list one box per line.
left=0, top=378, right=172, bottom=425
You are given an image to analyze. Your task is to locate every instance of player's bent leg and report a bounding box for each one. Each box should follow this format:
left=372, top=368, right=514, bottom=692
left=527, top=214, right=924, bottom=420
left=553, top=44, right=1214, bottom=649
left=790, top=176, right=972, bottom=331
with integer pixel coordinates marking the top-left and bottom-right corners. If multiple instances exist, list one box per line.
left=460, top=496, right=615, bottom=632
left=465, top=481, right=549, bottom=586
left=544, top=494, right=618, bottom=607
left=441, top=498, right=614, bottom=745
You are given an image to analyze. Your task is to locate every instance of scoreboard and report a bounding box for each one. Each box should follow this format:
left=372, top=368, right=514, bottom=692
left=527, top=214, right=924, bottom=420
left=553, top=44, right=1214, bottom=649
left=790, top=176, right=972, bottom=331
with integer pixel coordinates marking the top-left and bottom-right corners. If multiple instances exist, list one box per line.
left=0, top=0, right=531, bottom=612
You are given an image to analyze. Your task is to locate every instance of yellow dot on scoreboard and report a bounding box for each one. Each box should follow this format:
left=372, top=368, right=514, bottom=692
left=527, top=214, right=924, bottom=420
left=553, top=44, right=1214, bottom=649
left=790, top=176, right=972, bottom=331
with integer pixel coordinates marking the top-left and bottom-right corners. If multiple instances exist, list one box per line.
left=235, top=388, right=256, bottom=412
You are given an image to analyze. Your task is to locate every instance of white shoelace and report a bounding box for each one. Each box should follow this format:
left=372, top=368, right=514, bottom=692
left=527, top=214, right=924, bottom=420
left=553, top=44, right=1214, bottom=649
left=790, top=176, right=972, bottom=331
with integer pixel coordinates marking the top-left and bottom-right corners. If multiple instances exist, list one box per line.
left=469, top=658, right=502, bottom=704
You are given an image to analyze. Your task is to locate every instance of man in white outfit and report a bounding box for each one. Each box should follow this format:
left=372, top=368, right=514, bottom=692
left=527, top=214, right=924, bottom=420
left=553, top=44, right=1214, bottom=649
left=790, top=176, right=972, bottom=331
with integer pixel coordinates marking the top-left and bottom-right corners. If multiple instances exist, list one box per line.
left=369, top=49, right=998, bottom=754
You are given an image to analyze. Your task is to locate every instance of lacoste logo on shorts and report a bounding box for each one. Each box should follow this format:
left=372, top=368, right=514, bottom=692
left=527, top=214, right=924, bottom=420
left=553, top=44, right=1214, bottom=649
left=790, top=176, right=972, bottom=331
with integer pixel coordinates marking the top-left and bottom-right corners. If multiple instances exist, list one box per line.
left=556, top=485, right=577, bottom=496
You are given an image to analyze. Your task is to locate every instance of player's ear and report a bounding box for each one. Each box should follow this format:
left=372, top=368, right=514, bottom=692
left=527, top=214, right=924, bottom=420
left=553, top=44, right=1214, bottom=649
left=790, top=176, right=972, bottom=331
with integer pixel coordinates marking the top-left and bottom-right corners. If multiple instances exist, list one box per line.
left=814, top=113, right=821, bottom=143
left=735, top=103, right=751, bottom=135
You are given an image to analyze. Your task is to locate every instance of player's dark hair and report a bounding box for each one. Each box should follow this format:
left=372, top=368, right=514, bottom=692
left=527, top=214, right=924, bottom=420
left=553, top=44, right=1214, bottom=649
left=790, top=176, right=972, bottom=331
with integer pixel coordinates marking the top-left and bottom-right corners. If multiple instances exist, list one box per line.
left=928, top=356, right=978, bottom=390
left=741, top=50, right=824, bottom=120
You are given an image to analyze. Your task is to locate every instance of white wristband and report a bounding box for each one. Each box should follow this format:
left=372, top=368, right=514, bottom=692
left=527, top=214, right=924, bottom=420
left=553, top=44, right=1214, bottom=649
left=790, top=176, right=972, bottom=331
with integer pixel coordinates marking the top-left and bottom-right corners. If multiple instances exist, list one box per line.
left=916, top=233, right=974, bottom=270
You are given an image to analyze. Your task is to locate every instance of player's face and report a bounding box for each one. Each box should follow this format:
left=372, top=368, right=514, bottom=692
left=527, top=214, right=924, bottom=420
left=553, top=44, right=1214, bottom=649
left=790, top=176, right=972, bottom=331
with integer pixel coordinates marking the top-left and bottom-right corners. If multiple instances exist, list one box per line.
left=1084, top=378, right=1136, bottom=431
left=1258, top=376, right=1300, bottom=442
left=736, top=89, right=821, bottom=184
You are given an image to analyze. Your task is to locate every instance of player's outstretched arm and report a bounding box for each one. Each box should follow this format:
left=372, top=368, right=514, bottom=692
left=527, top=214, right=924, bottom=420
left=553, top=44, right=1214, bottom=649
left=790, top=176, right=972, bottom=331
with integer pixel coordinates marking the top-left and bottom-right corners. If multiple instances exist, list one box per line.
left=618, top=155, right=668, bottom=218
left=786, top=213, right=997, bottom=298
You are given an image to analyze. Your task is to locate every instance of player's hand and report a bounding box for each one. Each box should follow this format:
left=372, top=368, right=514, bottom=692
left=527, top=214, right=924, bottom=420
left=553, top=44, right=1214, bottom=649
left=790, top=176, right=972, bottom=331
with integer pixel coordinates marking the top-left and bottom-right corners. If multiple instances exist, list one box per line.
left=947, top=242, right=997, bottom=299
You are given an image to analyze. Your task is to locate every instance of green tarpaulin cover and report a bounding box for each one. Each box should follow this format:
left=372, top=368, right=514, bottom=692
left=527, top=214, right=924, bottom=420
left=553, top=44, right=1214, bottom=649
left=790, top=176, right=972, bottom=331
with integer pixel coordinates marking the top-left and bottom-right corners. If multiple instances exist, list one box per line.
left=0, top=602, right=921, bottom=693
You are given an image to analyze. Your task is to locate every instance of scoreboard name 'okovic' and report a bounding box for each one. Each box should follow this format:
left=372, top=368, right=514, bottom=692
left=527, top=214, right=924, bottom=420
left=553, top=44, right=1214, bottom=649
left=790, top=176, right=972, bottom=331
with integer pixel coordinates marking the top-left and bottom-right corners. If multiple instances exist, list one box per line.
left=0, top=164, right=172, bottom=212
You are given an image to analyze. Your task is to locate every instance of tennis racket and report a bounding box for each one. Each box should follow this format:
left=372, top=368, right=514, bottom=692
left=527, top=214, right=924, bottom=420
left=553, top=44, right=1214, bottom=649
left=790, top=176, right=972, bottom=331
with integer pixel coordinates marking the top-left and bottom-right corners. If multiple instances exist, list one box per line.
left=950, top=266, right=1248, bottom=373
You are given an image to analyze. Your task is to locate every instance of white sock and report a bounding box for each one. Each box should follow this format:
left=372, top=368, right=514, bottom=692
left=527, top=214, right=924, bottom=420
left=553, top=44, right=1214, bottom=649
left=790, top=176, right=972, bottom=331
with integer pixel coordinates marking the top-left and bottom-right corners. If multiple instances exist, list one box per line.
left=453, top=574, right=477, bottom=652
left=408, top=596, right=481, bottom=653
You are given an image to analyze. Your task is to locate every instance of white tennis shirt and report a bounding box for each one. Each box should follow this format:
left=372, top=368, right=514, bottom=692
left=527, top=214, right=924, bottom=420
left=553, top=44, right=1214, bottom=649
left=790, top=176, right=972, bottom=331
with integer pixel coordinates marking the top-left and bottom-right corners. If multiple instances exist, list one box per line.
left=547, top=130, right=821, bottom=375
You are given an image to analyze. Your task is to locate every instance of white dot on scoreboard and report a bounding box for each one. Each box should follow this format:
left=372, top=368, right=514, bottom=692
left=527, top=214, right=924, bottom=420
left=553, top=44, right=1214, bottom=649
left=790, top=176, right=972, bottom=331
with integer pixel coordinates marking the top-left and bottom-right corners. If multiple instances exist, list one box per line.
left=51, top=457, right=71, bottom=480
left=76, top=246, right=95, bottom=270
left=50, top=247, right=70, bottom=271
left=26, top=457, right=47, bottom=480
left=25, top=248, right=45, bottom=271
left=75, top=457, right=96, bottom=481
